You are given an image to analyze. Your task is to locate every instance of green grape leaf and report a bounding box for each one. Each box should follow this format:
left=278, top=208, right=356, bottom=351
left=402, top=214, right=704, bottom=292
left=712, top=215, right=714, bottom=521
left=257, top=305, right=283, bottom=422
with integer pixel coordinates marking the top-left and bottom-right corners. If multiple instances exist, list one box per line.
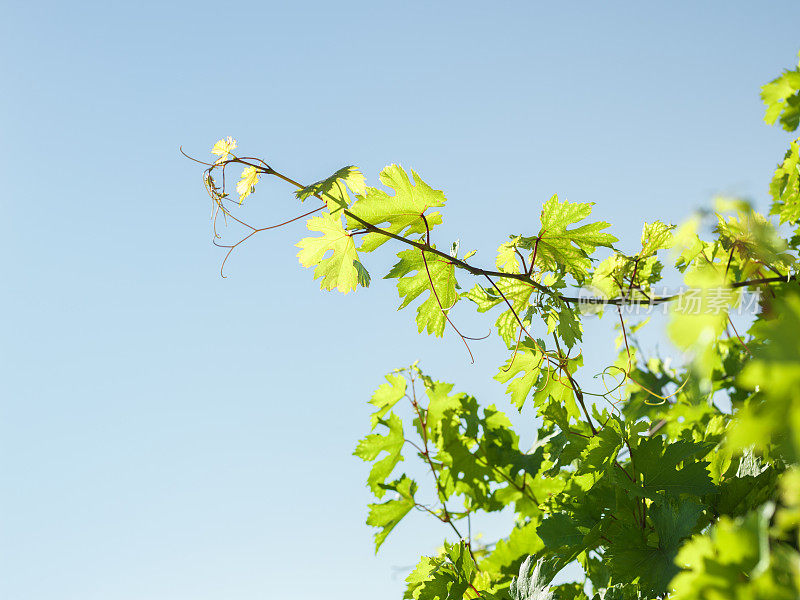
left=496, top=236, right=523, bottom=274
left=481, top=405, right=545, bottom=478
left=481, top=521, right=544, bottom=576
left=671, top=215, right=709, bottom=273
left=423, top=379, right=463, bottom=440
left=544, top=297, right=582, bottom=349
left=576, top=418, right=624, bottom=477
left=520, top=194, right=617, bottom=282
left=606, top=499, right=705, bottom=596
left=405, top=542, right=485, bottom=600
left=550, top=583, right=587, bottom=600
left=537, top=513, right=601, bottom=567
left=652, top=498, right=704, bottom=554
left=347, top=165, right=446, bottom=252
left=295, top=165, right=366, bottom=214
left=296, top=213, right=364, bottom=293
left=589, top=253, right=664, bottom=302
left=495, top=287, right=536, bottom=347
left=537, top=513, right=585, bottom=549
left=762, top=51, right=800, bottom=132
left=769, top=141, right=800, bottom=225
left=443, top=542, right=479, bottom=589
left=494, top=341, right=544, bottom=410
left=733, top=292, right=800, bottom=462
left=589, top=254, right=626, bottom=300
left=589, top=221, right=673, bottom=302
left=465, top=279, right=536, bottom=346
left=405, top=558, right=466, bottom=600
left=366, top=475, right=417, bottom=552
left=368, top=373, right=407, bottom=429
left=354, top=412, right=405, bottom=497
left=640, top=221, right=675, bottom=257
left=509, top=556, right=555, bottom=600
left=464, top=283, right=504, bottom=312
left=715, top=201, right=795, bottom=271
left=385, top=248, right=458, bottom=337
left=534, top=355, right=583, bottom=429
left=605, top=526, right=676, bottom=595
left=546, top=430, right=590, bottom=476
left=670, top=505, right=787, bottom=600
left=404, top=556, right=440, bottom=600
left=354, top=259, right=371, bottom=287
left=626, top=437, right=716, bottom=499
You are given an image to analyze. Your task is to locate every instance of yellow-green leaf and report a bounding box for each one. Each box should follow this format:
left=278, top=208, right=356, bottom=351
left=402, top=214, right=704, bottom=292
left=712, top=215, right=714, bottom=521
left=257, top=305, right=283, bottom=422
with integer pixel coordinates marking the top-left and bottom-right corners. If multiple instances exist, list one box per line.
left=211, top=136, right=237, bottom=163
left=236, top=166, right=259, bottom=204
left=296, top=213, right=362, bottom=293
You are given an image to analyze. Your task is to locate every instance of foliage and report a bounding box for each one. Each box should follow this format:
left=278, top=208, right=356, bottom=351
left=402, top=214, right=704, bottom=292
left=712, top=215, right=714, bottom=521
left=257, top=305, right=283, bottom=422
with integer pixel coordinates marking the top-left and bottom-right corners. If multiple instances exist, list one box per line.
left=191, top=51, right=800, bottom=599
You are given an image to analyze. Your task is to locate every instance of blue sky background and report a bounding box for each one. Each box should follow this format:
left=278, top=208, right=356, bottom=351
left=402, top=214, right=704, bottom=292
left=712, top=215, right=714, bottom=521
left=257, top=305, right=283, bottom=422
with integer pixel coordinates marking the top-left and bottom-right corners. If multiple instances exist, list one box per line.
left=2, top=2, right=799, bottom=599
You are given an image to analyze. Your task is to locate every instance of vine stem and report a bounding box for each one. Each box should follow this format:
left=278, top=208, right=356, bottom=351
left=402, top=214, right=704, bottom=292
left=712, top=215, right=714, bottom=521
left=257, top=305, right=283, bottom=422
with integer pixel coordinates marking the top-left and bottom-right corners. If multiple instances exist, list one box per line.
left=214, top=205, right=326, bottom=277
left=212, top=157, right=797, bottom=308
left=468, top=582, right=483, bottom=599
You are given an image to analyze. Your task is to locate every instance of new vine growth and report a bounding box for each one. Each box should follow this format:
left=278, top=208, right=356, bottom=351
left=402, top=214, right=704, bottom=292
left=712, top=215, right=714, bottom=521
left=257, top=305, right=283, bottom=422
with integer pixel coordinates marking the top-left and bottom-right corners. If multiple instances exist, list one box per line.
left=186, top=51, right=800, bottom=599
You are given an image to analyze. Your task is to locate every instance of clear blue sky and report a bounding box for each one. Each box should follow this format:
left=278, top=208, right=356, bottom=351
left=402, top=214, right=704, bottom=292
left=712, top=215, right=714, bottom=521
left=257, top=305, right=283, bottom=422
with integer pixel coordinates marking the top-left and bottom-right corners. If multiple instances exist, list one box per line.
left=2, top=2, right=799, bottom=599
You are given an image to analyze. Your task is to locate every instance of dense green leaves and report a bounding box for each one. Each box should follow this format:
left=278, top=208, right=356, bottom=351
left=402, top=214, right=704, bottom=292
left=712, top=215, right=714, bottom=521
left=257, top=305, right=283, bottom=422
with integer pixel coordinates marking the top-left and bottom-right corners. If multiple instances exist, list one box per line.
left=606, top=499, right=704, bottom=593
left=671, top=505, right=800, bottom=600
left=405, top=542, right=489, bottom=600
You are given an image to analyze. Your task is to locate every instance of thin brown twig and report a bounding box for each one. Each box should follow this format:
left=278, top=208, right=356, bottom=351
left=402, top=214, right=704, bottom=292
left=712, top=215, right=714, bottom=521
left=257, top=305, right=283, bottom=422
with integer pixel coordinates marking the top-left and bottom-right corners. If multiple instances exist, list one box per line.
left=552, top=334, right=597, bottom=435
left=514, top=247, right=529, bottom=274
left=406, top=375, right=476, bottom=563
left=420, top=249, right=476, bottom=363
left=215, top=205, right=326, bottom=277
left=727, top=315, right=753, bottom=355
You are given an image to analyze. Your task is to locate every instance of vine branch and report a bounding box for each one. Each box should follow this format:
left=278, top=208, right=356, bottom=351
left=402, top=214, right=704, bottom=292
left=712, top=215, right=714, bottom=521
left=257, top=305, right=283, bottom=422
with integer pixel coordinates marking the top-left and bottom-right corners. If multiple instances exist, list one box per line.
left=190, top=151, right=798, bottom=309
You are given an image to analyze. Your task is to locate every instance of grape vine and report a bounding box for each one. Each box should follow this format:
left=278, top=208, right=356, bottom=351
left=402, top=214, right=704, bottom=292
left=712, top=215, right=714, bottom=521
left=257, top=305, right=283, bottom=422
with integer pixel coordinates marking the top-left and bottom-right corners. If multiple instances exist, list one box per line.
left=186, top=50, right=800, bottom=599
